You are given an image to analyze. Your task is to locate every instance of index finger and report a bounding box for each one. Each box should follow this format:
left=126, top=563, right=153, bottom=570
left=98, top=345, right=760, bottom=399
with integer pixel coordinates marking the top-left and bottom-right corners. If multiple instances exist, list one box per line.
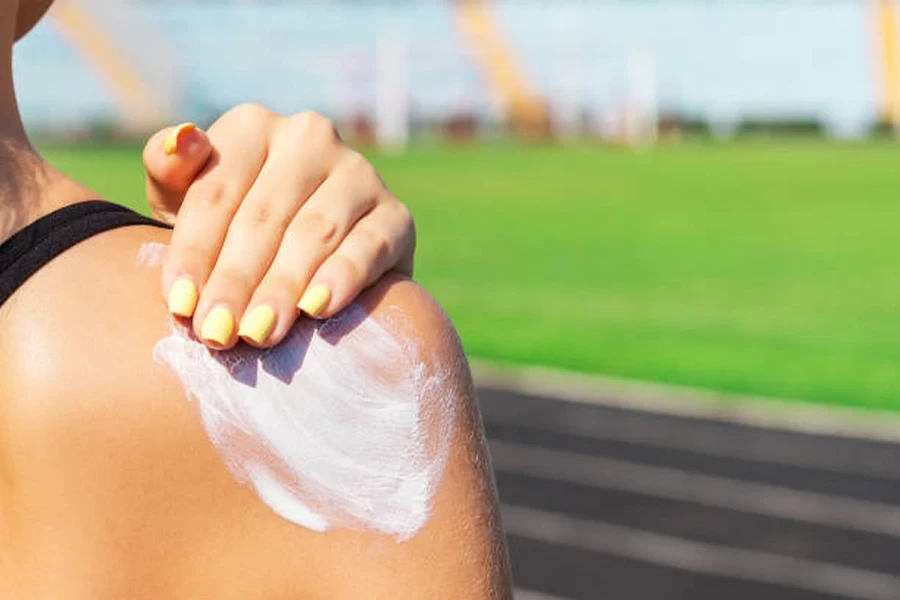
left=161, top=105, right=275, bottom=319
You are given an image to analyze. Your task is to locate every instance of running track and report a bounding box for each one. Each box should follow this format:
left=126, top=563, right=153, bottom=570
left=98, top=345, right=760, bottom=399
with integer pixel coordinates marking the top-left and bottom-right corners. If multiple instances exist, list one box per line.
left=477, top=384, right=900, bottom=600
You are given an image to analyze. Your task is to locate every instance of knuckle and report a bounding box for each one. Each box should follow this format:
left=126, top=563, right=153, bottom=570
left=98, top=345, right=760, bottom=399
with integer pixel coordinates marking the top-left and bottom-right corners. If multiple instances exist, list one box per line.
left=295, top=211, right=339, bottom=247
left=339, top=151, right=382, bottom=199
left=241, top=203, right=288, bottom=230
left=353, top=155, right=381, bottom=188
left=228, top=102, right=274, bottom=128
left=265, top=272, right=298, bottom=292
left=209, top=267, right=254, bottom=297
left=372, top=236, right=393, bottom=265
left=361, top=228, right=393, bottom=265
left=261, top=273, right=304, bottom=300
left=247, top=204, right=274, bottom=228
left=290, top=111, right=337, bottom=140
left=381, top=199, right=415, bottom=244
left=343, top=149, right=368, bottom=170
left=394, top=201, right=414, bottom=233
left=332, top=254, right=363, bottom=286
left=170, top=240, right=207, bottom=265
left=192, top=178, right=235, bottom=210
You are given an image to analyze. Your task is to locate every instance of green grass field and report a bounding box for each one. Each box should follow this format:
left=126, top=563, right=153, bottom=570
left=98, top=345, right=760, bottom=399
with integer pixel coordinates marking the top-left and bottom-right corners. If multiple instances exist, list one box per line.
left=41, top=141, right=900, bottom=411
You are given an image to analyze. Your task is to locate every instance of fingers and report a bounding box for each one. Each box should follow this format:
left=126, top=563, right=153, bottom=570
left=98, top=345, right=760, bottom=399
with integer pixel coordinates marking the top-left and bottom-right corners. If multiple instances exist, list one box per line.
left=156, top=105, right=417, bottom=351
left=160, top=104, right=275, bottom=340
left=241, top=197, right=413, bottom=348
left=236, top=152, right=378, bottom=347
left=306, top=201, right=415, bottom=321
left=144, top=123, right=212, bottom=224
left=191, top=110, right=344, bottom=348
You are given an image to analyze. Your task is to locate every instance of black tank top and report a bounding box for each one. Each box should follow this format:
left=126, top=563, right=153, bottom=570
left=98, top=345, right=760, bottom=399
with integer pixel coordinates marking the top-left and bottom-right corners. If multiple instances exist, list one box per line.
left=0, top=201, right=171, bottom=308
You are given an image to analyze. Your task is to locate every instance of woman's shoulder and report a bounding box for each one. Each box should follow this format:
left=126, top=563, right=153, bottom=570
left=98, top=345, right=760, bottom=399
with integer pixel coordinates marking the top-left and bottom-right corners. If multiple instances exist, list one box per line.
left=0, top=222, right=173, bottom=390
left=0, top=217, right=465, bottom=439
left=0, top=222, right=509, bottom=599
left=0, top=221, right=466, bottom=463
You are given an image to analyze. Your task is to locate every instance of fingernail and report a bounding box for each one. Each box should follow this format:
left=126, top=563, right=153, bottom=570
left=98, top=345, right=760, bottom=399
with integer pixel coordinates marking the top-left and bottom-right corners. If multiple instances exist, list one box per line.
left=238, top=305, right=277, bottom=345
left=163, top=122, right=197, bottom=156
left=167, top=278, right=198, bottom=317
left=201, top=307, right=235, bottom=346
left=298, top=284, right=331, bottom=317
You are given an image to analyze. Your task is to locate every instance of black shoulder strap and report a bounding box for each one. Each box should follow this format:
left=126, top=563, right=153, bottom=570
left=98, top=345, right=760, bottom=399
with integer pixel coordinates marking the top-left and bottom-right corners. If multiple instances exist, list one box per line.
left=0, top=201, right=171, bottom=308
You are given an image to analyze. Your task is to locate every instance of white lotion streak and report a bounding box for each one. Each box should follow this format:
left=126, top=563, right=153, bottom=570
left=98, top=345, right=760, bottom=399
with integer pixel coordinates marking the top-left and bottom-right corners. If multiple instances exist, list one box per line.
left=136, top=242, right=167, bottom=267
left=153, top=305, right=452, bottom=541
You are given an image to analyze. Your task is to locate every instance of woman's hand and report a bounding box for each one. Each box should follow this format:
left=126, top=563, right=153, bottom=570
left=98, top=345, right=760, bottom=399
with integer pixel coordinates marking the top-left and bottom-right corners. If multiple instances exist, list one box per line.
left=142, top=104, right=415, bottom=349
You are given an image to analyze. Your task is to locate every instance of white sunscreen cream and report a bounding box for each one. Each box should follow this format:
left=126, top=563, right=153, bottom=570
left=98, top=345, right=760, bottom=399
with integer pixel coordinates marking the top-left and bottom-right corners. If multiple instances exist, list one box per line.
left=136, top=242, right=167, bottom=267
left=153, top=300, right=453, bottom=541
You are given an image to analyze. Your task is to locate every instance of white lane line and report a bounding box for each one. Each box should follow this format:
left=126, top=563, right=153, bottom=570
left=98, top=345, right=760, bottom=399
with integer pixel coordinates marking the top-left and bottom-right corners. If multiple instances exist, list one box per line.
left=490, top=441, right=900, bottom=537
left=472, top=361, right=900, bottom=443
left=484, top=409, right=900, bottom=482
left=503, top=505, right=900, bottom=600
left=514, top=589, right=572, bottom=600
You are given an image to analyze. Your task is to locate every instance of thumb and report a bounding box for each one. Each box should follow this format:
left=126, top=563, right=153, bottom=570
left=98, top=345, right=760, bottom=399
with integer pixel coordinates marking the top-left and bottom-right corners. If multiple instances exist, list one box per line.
left=143, top=123, right=212, bottom=224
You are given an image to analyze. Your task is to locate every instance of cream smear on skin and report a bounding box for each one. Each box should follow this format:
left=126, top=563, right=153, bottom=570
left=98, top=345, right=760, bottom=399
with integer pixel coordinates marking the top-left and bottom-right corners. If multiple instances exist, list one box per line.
left=136, top=242, right=167, bottom=267
left=140, top=244, right=453, bottom=541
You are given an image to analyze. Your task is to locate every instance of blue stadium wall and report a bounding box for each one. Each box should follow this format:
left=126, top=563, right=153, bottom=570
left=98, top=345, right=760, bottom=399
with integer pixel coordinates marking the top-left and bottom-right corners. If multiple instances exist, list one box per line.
left=11, top=1, right=893, bottom=136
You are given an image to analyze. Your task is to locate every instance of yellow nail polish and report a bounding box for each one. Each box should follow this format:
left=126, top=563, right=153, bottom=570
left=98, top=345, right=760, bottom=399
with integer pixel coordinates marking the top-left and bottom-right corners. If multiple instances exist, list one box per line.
left=201, top=307, right=235, bottom=346
left=298, top=284, right=331, bottom=317
left=167, top=278, right=198, bottom=317
left=238, top=305, right=277, bottom=345
left=163, top=122, right=196, bottom=155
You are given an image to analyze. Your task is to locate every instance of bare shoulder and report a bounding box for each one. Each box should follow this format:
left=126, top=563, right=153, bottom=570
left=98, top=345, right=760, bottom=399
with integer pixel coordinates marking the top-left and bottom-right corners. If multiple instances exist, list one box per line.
left=316, top=275, right=513, bottom=598
left=359, top=273, right=455, bottom=332
left=152, top=270, right=513, bottom=598
left=0, top=224, right=174, bottom=398
left=356, top=272, right=470, bottom=382
left=0, top=226, right=510, bottom=599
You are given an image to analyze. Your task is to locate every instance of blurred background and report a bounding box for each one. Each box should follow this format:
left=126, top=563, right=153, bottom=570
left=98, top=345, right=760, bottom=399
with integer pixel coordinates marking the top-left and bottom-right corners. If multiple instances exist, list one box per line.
left=16, top=1, right=900, bottom=598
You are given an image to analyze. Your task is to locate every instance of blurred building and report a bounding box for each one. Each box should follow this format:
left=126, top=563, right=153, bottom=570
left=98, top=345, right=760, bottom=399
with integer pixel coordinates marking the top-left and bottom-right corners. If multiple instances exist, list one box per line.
left=12, top=0, right=900, bottom=143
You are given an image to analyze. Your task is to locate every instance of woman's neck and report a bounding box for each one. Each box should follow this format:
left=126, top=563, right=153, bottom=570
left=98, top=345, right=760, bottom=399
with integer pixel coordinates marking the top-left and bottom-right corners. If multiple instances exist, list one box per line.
left=0, top=36, right=97, bottom=244
left=0, top=100, right=97, bottom=244
left=0, top=154, right=98, bottom=245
